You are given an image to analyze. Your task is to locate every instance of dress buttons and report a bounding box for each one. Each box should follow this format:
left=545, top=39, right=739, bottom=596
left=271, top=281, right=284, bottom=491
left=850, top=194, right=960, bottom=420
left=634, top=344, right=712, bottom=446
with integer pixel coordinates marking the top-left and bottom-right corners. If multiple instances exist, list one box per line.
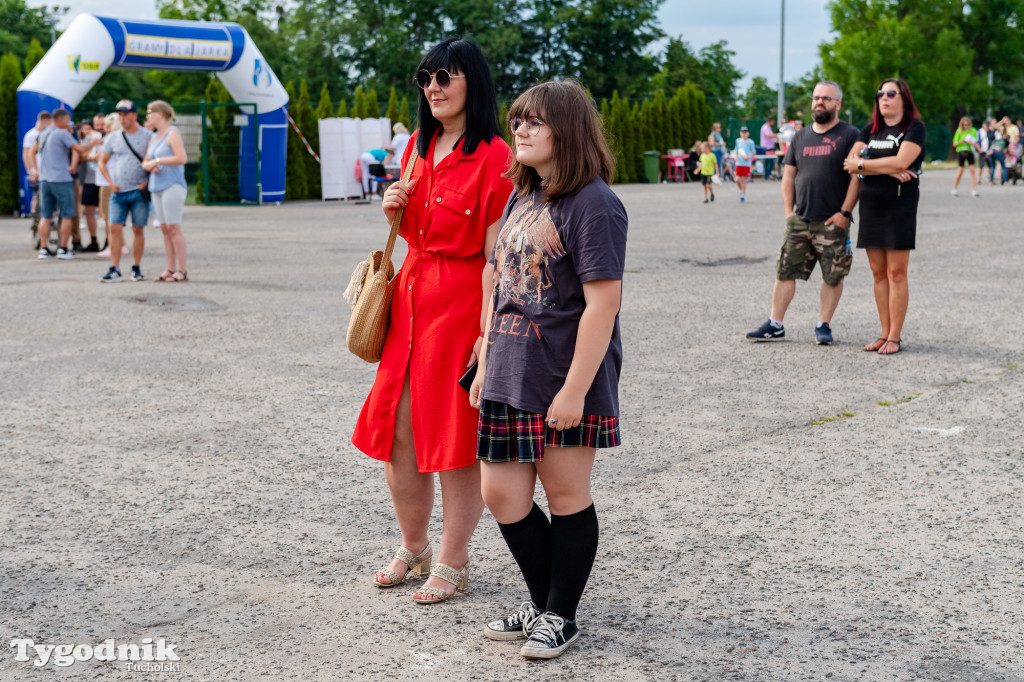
left=424, top=201, right=428, bottom=207
left=419, top=229, right=423, bottom=234
left=436, top=197, right=442, bottom=203
left=408, top=284, right=412, bottom=290
left=465, top=209, right=471, bottom=215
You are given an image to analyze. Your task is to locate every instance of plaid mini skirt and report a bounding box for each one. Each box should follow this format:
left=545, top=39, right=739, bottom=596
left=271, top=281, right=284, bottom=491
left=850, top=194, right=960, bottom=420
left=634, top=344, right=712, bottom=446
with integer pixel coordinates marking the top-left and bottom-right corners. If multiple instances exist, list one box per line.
left=477, top=399, right=621, bottom=463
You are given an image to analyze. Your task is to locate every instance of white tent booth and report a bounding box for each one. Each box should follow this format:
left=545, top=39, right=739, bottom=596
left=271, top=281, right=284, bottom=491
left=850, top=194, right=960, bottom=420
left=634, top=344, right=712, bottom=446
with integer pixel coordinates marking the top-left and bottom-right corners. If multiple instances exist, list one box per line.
left=318, top=117, right=392, bottom=200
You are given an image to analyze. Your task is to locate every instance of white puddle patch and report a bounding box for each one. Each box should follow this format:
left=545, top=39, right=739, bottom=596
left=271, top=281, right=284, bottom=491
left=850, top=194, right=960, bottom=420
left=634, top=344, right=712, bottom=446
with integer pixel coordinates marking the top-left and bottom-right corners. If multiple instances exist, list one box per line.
left=916, top=426, right=966, bottom=438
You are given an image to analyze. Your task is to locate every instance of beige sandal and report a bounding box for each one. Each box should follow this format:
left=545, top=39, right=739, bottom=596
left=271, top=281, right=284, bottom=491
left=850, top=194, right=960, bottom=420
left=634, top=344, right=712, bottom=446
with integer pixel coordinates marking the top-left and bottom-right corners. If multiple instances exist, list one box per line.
left=412, top=560, right=470, bottom=604
left=373, top=543, right=432, bottom=588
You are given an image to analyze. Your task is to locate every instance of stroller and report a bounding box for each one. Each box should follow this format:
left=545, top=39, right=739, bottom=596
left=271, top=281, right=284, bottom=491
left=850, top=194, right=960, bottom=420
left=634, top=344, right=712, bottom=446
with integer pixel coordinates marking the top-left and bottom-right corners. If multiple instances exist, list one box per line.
left=1006, top=142, right=1023, bottom=184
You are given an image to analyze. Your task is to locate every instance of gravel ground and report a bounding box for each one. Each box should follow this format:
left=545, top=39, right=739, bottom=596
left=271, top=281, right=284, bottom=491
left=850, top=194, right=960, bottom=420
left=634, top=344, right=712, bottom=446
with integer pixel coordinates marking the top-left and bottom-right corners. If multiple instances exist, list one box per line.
left=1, top=169, right=1022, bottom=682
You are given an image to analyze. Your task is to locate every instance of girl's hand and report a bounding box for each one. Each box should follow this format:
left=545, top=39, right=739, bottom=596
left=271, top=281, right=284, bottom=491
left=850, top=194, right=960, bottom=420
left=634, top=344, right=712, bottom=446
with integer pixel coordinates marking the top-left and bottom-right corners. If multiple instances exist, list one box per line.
left=468, top=336, right=482, bottom=366
left=382, top=177, right=416, bottom=224
left=545, top=388, right=585, bottom=431
left=469, top=367, right=484, bottom=409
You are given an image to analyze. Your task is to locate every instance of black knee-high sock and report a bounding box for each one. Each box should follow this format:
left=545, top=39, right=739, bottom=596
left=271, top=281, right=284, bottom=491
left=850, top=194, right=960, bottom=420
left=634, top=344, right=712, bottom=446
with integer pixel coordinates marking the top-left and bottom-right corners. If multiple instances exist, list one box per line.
left=546, top=504, right=599, bottom=621
left=497, top=502, right=551, bottom=609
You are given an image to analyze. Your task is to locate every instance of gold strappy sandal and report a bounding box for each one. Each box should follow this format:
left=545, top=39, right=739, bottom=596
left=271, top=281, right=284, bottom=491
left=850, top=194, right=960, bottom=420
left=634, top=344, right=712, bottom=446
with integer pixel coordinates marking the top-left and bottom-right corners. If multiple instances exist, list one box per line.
left=373, top=543, right=432, bottom=588
left=412, top=560, right=469, bottom=604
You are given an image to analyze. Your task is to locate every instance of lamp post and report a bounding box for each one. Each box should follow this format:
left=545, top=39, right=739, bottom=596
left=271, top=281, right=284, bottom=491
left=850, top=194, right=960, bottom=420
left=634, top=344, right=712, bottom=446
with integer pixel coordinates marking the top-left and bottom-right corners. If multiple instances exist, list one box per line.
left=778, top=0, right=785, bottom=121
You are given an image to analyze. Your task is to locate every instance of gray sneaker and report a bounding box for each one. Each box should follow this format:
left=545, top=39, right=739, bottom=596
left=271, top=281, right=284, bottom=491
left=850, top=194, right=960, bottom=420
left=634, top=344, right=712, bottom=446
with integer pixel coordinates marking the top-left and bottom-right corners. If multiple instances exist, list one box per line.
left=815, top=322, right=834, bottom=345
left=746, top=319, right=785, bottom=341
left=101, top=267, right=122, bottom=283
left=55, top=247, right=75, bottom=260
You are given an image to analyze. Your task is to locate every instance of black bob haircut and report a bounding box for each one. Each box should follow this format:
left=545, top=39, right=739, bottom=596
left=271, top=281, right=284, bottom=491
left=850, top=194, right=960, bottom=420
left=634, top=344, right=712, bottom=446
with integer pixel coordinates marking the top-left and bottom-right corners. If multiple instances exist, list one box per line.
left=416, top=36, right=501, bottom=158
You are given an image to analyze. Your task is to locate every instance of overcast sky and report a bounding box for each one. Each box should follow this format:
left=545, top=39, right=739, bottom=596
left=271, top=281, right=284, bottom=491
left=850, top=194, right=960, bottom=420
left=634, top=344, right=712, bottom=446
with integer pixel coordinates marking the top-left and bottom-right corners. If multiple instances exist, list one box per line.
left=33, top=0, right=834, bottom=91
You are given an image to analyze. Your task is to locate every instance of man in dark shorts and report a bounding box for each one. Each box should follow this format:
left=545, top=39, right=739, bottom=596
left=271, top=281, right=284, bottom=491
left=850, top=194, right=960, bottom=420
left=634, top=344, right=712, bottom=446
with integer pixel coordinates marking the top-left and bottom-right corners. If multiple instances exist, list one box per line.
left=746, top=81, right=860, bottom=345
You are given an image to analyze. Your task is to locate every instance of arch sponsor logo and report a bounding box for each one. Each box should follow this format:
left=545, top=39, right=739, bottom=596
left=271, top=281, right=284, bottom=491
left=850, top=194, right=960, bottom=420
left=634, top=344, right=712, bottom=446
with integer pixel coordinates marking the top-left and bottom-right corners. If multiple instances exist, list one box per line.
left=253, top=58, right=272, bottom=88
left=67, top=54, right=100, bottom=73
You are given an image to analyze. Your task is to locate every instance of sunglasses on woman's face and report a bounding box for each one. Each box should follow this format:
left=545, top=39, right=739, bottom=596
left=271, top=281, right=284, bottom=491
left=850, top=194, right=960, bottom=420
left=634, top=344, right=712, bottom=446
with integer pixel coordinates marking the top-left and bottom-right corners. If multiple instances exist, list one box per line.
left=415, top=69, right=466, bottom=89
left=876, top=89, right=900, bottom=100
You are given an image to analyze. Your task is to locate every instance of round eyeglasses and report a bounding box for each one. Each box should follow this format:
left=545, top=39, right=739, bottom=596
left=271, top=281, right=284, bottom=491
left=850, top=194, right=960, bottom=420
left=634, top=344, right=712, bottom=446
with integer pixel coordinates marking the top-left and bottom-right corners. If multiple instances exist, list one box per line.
left=510, top=117, right=546, bottom=136
left=415, top=69, right=466, bottom=89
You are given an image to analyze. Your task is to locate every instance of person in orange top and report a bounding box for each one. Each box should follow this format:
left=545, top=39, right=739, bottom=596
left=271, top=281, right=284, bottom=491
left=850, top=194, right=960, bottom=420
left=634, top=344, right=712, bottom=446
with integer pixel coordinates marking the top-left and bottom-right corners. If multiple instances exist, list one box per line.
left=352, top=36, right=513, bottom=604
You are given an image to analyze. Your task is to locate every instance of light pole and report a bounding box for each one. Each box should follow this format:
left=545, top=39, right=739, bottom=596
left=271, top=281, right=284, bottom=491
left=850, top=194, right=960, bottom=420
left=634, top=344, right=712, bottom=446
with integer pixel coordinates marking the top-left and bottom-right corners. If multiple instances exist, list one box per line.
left=778, top=0, right=785, bottom=121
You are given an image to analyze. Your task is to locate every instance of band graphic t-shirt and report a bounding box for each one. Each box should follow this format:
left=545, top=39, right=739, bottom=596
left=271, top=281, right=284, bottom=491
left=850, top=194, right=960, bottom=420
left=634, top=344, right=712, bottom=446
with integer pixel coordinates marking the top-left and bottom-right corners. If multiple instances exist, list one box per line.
left=782, top=121, right=860, bottom=222
left=482, top=178, right=628, bottom=417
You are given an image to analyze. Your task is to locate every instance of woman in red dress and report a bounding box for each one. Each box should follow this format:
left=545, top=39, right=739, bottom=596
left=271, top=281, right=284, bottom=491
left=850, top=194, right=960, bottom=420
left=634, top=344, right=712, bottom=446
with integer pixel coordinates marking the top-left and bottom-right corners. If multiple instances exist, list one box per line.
left=351, top=37, right=513, bottom=603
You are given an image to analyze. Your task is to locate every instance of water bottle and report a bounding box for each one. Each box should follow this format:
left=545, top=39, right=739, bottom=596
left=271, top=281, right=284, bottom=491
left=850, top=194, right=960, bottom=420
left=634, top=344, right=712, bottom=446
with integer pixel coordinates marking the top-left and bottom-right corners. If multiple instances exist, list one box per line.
left=845, top=239, right=853, bottom=257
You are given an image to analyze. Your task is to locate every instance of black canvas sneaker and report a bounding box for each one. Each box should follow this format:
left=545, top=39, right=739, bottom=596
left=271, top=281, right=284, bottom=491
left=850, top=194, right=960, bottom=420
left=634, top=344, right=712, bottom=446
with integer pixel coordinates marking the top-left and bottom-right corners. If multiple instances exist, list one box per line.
left=485, top=601, right=541, bottom=641
left=520, top=611, right=580, bottom=659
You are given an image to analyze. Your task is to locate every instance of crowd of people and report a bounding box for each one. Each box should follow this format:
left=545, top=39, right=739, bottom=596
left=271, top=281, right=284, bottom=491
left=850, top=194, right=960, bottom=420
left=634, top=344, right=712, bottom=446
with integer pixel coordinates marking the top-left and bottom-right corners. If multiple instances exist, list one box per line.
left=22, top=99, right=190, bottom=282
left=950, top=115, right=1022, bottom=196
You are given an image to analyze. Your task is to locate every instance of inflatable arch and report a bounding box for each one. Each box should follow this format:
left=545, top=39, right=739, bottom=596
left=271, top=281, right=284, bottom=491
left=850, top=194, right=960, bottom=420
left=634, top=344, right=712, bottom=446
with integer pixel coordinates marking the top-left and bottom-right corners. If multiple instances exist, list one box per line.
left=17, top=13, right=289, bottom=212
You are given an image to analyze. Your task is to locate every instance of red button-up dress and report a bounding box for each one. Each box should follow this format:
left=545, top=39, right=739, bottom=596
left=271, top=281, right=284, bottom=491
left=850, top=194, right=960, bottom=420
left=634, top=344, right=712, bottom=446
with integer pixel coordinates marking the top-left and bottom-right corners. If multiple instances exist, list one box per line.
left=352, top=130, right=513, bottom=472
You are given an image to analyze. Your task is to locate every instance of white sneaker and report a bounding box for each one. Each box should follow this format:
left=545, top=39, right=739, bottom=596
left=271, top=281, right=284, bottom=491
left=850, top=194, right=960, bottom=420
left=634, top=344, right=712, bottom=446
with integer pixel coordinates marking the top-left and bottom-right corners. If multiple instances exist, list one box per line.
left=972, top=190, right=980, bottom=197
left=38, top=248, right=54, bottom=259
left=951, top=189, right=959, bottom=196
left=56, top=247, right=75, bottom=260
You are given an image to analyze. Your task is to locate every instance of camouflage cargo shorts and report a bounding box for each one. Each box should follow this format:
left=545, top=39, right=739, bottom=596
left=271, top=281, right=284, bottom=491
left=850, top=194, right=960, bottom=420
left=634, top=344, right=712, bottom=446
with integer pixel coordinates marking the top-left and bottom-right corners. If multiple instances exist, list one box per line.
left=776, top=215, right=852, bottom=286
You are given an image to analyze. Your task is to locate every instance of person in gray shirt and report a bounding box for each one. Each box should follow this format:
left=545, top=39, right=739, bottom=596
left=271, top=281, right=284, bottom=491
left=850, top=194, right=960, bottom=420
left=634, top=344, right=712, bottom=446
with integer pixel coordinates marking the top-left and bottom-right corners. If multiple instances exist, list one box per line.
left=28, top=109, right=93, bottom=259
left=98, top=100, right=153, bottom=282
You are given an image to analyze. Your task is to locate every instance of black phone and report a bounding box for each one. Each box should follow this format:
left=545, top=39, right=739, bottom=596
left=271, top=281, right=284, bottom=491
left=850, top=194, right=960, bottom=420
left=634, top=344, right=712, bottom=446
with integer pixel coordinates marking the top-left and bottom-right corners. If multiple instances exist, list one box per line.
left=458, top=361, right=478, bottom=392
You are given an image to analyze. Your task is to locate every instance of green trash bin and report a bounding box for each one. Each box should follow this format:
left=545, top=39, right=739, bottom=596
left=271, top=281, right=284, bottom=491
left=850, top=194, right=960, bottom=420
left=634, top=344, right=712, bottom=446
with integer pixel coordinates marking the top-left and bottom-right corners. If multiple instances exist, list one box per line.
left=643, top=150, right=661, bottom=183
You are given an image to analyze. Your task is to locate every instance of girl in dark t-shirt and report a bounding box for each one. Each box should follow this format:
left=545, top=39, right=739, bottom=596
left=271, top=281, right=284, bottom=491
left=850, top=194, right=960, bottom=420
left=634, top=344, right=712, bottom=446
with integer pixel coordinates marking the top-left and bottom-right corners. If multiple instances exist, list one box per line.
left=842, top=78, right=925, bottom=355
left=469, top=80, right=628, bottom=659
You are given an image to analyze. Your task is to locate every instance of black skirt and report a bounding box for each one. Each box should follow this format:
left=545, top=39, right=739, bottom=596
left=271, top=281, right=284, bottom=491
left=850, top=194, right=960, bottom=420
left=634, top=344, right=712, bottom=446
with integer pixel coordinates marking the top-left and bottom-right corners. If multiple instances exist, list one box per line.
left=856, top=179, right=918, bottom=250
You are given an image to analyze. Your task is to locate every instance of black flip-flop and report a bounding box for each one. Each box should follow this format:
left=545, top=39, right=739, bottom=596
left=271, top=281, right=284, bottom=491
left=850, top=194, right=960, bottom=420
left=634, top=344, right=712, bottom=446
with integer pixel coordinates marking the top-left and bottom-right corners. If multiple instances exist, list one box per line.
left=878, top=339, right=902, bottom=355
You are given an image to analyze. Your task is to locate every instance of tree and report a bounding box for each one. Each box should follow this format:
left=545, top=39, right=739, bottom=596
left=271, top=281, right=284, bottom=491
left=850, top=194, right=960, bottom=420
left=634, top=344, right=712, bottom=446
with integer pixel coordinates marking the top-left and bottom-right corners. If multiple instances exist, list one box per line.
left=297, top=78, right=319, bottom=198
left=284, top=81, right=308, bottom=200
left=820, top=0, right=975, bottom=124
left=398, top=97, right=411, bottom=130
left=0, top=0, right=61, bottom=69
left=364, top=88, right=380, bottom=118
left=352, top=86, right=365, bottom=118
left=740, top=76, right=778, bottom=119
left=0, top=53, right=22, bottom=213
left=564, top=0, right=664, bottom=98
left=337, top=97, right=348, bottom=118
left=24, top=37, right=44, bottom=73
left=316, top=82, right=334, bottom=120
left=385, top=86, right=398, bottom=125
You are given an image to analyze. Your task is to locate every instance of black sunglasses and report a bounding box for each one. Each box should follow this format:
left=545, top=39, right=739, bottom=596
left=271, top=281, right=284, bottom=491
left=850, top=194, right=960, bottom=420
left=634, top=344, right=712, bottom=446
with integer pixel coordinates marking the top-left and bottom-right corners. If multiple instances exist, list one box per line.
left=415, top=69, right=466, bottom=90
left=876, top=89, right=900, bottom=100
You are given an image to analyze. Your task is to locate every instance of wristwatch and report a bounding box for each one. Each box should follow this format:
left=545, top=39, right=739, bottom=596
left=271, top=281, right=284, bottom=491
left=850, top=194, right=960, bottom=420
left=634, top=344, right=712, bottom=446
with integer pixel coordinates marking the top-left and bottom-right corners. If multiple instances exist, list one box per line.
left=840, top=209, right=854, bottom=222
left=857, top=160, right=864, bottom=172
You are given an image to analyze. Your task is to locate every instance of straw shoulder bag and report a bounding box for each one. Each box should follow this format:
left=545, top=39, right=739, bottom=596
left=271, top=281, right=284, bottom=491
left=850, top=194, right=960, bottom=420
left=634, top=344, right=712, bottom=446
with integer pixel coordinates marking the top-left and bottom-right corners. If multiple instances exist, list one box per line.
left=343, top=147, right=420, bottom=363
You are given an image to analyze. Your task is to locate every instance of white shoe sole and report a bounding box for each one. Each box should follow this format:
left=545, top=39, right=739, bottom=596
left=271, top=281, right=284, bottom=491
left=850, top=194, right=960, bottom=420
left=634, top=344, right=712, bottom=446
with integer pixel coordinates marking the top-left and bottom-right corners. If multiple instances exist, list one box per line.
left=520, top=630, right=580, bottom=659
left=485, top=625, right=529, bottom=641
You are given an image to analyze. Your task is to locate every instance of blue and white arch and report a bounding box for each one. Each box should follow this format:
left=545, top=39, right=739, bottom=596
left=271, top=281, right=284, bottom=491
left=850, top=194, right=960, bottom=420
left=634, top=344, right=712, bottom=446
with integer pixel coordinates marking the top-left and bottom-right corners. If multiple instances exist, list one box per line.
left=17, top=13, right=290, bottom=212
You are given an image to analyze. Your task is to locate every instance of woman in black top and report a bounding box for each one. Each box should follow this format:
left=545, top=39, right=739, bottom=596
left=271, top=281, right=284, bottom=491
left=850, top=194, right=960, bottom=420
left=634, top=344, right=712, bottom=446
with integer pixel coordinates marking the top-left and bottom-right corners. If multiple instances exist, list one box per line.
left=843, top=78, right=925, bottom=355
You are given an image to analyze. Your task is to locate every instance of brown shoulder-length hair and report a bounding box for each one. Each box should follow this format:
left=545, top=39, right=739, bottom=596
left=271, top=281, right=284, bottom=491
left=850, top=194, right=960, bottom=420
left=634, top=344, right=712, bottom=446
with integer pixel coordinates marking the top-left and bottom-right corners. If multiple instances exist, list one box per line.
left=505, top=79, right=614, bottom=201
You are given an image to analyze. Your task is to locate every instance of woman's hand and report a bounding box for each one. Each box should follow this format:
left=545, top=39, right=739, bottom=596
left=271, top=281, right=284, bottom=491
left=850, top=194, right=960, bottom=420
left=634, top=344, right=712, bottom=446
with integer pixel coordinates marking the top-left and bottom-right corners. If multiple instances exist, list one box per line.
left=889, top=169, right=918, bottom=183
left=842, top=157, right=860, bottom=174
left=382, top=177, right=416, bottom=224
left=545, top=388, right=585, bottom=431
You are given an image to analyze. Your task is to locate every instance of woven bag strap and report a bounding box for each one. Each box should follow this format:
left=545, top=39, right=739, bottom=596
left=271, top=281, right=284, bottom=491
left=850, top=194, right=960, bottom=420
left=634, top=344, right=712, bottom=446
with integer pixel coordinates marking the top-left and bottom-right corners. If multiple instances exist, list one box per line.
left=381, top=145, right=420, bottom=269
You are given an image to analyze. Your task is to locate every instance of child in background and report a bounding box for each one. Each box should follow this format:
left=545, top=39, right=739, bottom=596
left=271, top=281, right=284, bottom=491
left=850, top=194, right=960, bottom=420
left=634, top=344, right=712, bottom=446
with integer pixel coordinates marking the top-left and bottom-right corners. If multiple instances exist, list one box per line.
left=697, top=142, right=718, bottom=203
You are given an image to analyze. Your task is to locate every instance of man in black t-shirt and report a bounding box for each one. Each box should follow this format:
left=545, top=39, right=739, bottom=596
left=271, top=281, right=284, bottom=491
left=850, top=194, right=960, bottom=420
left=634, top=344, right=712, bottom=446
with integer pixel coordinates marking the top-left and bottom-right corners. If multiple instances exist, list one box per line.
left=746, top=81, right=860, bottom=345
